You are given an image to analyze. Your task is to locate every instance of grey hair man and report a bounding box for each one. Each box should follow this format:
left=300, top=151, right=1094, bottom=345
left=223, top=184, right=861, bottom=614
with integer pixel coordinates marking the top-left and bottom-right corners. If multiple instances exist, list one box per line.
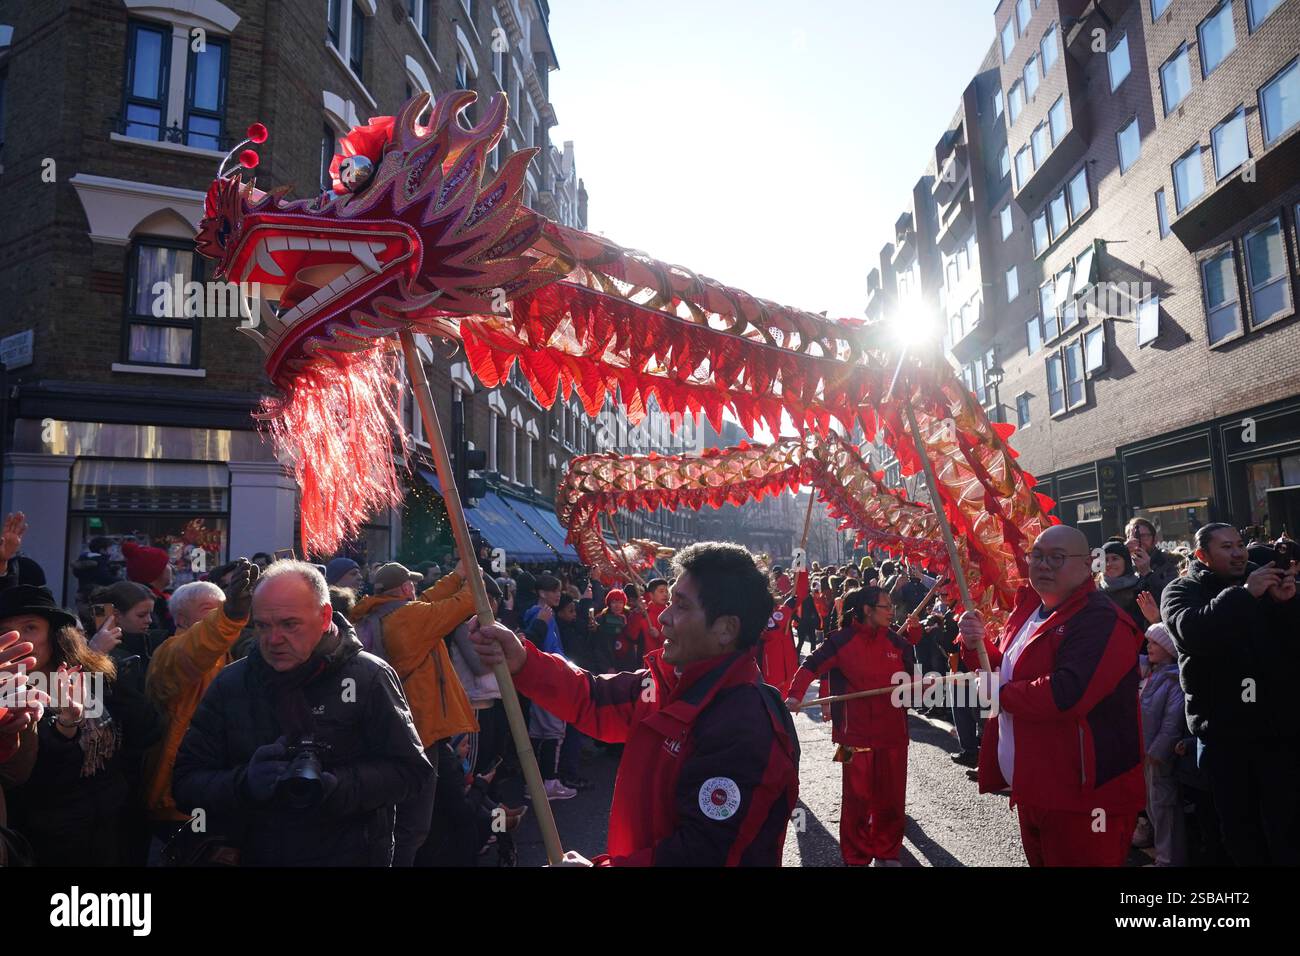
left=172, top=560, right=432, bottom=865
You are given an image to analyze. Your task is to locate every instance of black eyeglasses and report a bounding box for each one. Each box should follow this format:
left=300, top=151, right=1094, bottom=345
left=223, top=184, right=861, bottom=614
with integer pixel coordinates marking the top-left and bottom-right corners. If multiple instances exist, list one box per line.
left=1028, top=550, right=1089, bottom=570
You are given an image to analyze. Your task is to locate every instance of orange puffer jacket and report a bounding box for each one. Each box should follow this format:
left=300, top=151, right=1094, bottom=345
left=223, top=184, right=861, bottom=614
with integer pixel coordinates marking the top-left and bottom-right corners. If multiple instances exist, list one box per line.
left=350, top=573, right=477, bottom=746
left=143, top=606, right=248, bottom=821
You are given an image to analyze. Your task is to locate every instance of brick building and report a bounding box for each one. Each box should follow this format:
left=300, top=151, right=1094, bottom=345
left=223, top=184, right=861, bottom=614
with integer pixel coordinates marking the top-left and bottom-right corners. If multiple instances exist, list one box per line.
left=0, top=0, right=611, bottom=603
left=868, top=0, right=1300, bottom=547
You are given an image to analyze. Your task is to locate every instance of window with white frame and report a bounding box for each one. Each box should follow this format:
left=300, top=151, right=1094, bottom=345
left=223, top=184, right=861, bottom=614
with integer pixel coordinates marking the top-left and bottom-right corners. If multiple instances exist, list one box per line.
left=1046, top=353, right=1065, bottom=415
left=1048, top=95, right=1067, bottom=145
left=1151, top=0, right=1172, bottom=18
left=1006, top=266, right=1020, bottom=303
left=1026, top=315, right=1043, bottom=355
left=349, top=2, right=365, bottom=78
left=328, top=0, right=342, bottom=46
left=1084, top=325, right=1107, bottom=375
left=1001, top=18, right=1016, bottom=61
left=994, top=88, right=1004, bottom=119
left=1137, top=295, right=1161, bottom=345
left=122, top=19, right=230, bottom=149
left=1198, top=2, right=1237, bottom=78
left=1161, top=46, right=1193, bottom=115
left=1248, top=0, right=1285, bottom=30
left=1067, top=166, right=1090, bottom=219
left=998, top=145, right=1011, bottom=179
left=1016, top=392, right=1032, bottom=427
left=1117, top=116, right=1141, bottom=173
left=1212, top=107, right=1249, bottom=179
left=1032, top=211, right=1050, bottom=255
left=1201, top=248, right=1243, bottom=344
left=1156, top=188, right=1170, bottom=238
left=1041, top=25, right=1059, bottom=72
left=1173, top=146, right=1206, bottom=212
left=1063, top=339, right=1086, bottom=409
left=1031, top=123, right=1050, bottom=167
left=1009, top=81, right=1025, bottom=124
left=1243, top=216, right=1293, bottom=327
left=1109, top=34, right=1131, bottom=91
left=1016, top=0, right=1032, bottom=34
left=1024, top=55, right=1040, bottom=98
left=408, top=0, right=435, bottom=46
left=1260, top=59, right=1299, bottom=145
left=1015, top=145, right=1033, bottom=188
left=1049, top=189, right=1069, bottom=241
left=1000, top=204, right=1013, bottom=240
left=124, top=237, right=202, bottom=368
left=1040, top=279, right=1057, bottom=336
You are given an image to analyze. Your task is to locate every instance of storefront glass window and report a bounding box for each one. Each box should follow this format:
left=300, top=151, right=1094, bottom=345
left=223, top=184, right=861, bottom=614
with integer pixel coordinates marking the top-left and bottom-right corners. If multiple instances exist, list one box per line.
left=67, top=460, right=229, bottom=604
left=1247, top=459, right=1282, bottom=525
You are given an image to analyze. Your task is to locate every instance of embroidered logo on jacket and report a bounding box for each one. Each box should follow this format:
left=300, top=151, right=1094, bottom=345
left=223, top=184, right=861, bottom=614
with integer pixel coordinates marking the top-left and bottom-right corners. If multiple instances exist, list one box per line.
left=662, top=736, right=683, bottom=757
left=698, top=776, right=742, bottom=820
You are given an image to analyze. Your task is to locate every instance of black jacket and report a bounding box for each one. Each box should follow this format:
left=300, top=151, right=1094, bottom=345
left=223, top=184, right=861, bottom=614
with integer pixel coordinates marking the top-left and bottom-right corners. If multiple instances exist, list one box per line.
left=4, top=674, right=162, bottom=866
left=172, top=613, right=433, bottom=866
left=1160, top=560, right=1299, bottom=742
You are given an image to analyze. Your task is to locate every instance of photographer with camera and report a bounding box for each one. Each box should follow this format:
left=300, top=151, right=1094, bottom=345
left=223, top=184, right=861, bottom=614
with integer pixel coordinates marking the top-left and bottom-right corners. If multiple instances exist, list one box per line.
left=172, top=561, right=432, bottom=866
left=1160, top=524, right=1300, bottom=866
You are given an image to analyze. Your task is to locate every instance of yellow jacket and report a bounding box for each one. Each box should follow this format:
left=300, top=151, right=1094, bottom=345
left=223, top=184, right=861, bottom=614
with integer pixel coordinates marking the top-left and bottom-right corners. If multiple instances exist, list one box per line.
left=349, top=572, right=477, bottom=746
left=143, top=606, right=247, bottom=821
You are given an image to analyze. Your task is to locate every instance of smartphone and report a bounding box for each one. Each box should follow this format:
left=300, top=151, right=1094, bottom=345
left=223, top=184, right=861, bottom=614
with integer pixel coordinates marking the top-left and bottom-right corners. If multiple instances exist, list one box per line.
left=274, top=548, right=295, bottom=562
left=487, top=754, right=504, bottom=773
left=91, top=604, right=111, bottom=628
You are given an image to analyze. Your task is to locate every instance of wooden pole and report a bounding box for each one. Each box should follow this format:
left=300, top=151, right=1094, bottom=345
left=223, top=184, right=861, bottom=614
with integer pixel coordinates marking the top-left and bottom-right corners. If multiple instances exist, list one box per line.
left=899, top=389, right=992, bottom=675
left=795, top=673, right=964, bottom=709
left=399, top=332, right=565, bottom=865
left=800, top=489, right=817, bottom=550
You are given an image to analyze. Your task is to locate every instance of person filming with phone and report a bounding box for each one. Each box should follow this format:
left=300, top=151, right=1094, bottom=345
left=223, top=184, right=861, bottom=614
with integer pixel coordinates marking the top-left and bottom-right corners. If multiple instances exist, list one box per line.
left=1160, top=524, right=1300, bottom=866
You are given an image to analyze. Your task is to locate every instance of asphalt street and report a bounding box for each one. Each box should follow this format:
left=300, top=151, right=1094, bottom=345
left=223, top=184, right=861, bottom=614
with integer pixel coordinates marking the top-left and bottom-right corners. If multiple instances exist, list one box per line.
left=499, top=698, right=1029, bottom=868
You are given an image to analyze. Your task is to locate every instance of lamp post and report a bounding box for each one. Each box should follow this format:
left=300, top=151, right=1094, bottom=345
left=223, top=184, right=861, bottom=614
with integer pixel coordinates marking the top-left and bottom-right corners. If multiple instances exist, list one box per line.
left=986, top=362, right=1006, bottom=424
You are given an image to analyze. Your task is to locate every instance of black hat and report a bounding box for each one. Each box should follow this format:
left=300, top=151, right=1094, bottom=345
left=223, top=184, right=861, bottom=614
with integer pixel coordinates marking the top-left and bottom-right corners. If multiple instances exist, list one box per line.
left=0, top=585, right=82, bottom=632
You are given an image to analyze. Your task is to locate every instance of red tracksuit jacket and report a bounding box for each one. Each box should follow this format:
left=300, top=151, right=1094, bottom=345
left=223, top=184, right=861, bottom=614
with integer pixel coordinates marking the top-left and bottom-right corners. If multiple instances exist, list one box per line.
left=757, top=600, right=799, bottom=693
left=973, top=579, right=1146, bottom=814
left=512, top=641, right=800, bottom=865
left=785, top=620, right=923, bottom=749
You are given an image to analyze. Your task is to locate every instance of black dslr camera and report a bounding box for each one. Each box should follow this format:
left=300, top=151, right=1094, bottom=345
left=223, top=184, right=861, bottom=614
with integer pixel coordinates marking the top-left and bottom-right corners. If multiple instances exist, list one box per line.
left=277, top=738, right=334, bottom=809
left=1274, top=538, right=1298, bottom=570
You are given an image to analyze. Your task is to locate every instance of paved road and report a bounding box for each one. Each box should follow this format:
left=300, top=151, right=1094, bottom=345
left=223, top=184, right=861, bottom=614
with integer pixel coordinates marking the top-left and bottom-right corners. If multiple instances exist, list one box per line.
left=501, top=701, right=1029, bottom=867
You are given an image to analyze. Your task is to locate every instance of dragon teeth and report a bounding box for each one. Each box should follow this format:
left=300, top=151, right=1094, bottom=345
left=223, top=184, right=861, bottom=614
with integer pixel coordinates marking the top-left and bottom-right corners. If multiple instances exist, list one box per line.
left=349, top=241, right=381, bottom=273
left=254, top=240, right=285, bottom=277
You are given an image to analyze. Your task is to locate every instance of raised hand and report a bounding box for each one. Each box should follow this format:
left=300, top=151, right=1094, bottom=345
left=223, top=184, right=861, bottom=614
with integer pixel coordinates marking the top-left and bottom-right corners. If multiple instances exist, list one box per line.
left=223, top=559, right=259, bottom=620
left=89, top=612, right=123, bottom=654
left=1136, top=590, right=1161, bottom=625
left=0, top=512, right=28, bottom=564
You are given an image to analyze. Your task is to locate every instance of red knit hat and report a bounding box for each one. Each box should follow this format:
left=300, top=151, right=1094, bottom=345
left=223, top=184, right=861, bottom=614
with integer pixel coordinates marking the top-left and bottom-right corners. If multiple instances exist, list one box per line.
left=605, top=589, right=627, bottom=607
left=122, top=541, right=170, bottom=585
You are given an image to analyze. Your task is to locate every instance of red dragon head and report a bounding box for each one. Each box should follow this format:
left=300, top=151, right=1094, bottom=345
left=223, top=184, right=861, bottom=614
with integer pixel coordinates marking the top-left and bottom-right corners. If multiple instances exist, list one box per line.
left=194, top=90, right=565, bottom=555
left=195, top=89, right=556, bottom=392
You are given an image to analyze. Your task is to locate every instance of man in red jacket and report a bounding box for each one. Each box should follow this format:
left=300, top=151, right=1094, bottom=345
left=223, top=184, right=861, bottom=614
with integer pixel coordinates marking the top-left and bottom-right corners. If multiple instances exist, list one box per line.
left=471, top=542, right=799, bottom=866
left=957, top=525, right=1145, bottom=866
left=784, top=586, right=924, bottom=866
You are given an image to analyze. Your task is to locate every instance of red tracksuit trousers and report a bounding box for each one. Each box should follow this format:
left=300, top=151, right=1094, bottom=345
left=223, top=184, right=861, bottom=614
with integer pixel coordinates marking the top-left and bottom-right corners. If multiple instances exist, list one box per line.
left=840, top=745, right=907, bottom=865
left=1016, top=804, right=1137, bottom=866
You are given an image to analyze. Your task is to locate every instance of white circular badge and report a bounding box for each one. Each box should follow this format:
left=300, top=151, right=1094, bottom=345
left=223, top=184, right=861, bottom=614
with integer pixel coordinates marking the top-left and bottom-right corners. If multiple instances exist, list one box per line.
left=698, top=776, right=742, bottom=820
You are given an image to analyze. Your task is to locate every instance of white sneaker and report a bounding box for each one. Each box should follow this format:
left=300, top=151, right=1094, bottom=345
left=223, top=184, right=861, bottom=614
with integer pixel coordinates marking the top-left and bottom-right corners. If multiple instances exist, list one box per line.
left=543, top=779, right=577, bottom=801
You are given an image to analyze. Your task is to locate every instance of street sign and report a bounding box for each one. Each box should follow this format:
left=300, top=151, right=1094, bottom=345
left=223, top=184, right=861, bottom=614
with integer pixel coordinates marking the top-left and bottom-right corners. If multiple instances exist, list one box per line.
left=0, top=329, right=33, bottom=370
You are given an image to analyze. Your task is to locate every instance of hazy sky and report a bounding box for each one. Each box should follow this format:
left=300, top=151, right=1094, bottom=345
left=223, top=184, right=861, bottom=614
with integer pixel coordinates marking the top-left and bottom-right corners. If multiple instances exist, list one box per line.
left=548, top=0, right=997, bottom=322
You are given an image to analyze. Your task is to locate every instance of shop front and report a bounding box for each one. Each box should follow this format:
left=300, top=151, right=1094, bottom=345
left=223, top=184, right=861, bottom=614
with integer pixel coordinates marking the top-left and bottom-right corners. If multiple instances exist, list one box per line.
left=1, top=417, right=298, bottom=606
left=1121, top=431, right=1216, bottom=551
left=1218, top=397, right=1300, bottom=539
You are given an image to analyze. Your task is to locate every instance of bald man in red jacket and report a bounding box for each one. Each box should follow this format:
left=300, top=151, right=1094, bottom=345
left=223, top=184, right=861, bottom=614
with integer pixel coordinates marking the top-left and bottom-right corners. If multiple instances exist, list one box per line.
left=957, top=526, right=1145, bottom=866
